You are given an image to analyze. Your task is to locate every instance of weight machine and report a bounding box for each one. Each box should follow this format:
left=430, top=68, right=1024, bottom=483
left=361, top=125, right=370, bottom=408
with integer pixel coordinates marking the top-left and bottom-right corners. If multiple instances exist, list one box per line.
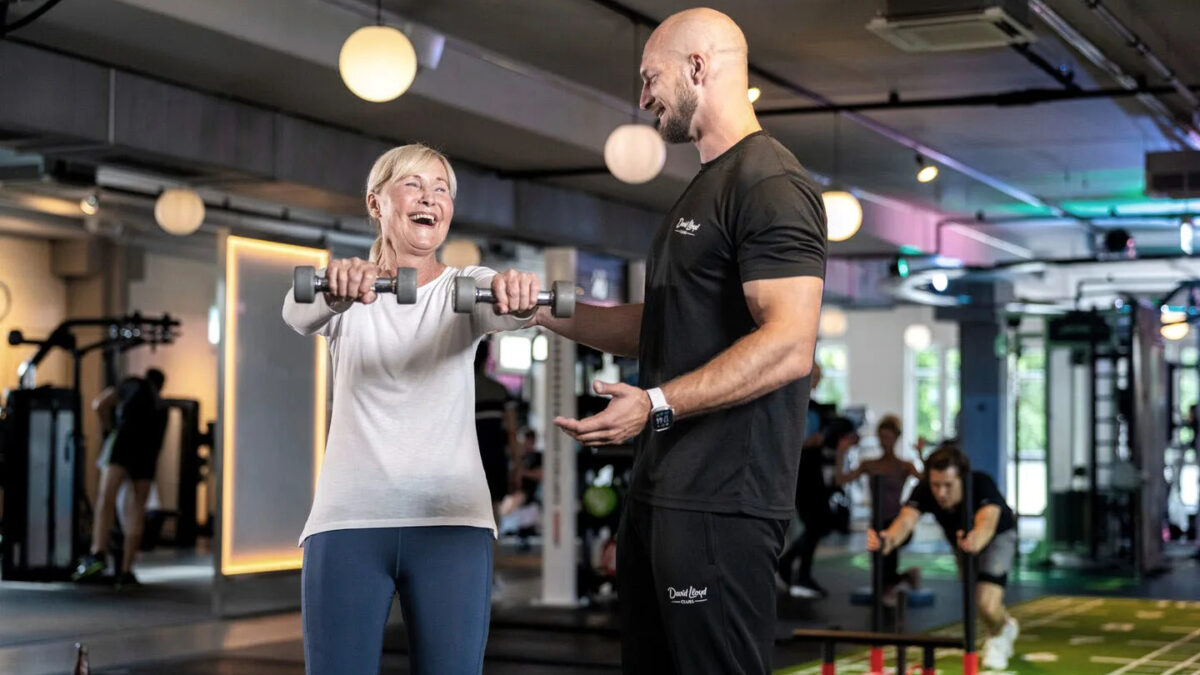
left=1, top=313, right=178, bottom=581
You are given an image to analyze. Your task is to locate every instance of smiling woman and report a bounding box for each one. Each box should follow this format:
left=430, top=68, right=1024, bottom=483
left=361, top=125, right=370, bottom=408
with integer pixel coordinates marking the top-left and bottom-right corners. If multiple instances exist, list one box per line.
left=364, top=144, right=458, bottom=269
left=280, top=142, right=547, bottom=675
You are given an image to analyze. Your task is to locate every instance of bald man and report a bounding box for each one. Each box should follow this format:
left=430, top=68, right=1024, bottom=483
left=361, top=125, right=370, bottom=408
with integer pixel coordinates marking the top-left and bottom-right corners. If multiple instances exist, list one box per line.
left=529, top=8, right=826, bottom=673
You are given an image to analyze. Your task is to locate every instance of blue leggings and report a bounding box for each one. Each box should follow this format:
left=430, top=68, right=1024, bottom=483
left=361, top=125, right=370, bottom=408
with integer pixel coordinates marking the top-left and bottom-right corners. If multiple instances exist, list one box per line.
left=302, top=526, right=493, bottom=675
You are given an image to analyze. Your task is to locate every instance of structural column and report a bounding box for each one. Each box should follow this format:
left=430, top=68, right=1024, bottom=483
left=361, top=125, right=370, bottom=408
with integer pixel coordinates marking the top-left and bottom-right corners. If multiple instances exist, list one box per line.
left=937, top=281, right=1012, bottom=489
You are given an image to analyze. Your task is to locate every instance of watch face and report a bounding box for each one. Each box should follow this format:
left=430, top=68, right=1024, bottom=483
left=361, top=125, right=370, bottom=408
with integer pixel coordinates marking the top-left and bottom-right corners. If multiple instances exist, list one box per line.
left=653, top=408, right=674, bottom=431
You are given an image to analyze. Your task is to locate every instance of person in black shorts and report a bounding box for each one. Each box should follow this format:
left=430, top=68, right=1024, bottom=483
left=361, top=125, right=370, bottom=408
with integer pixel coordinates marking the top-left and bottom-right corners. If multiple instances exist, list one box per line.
left=73, top=367, right=168, bottom=587
left=868, top=442, right=1020, bottom=670
left=778, top=417, right=858, bottom=598
left=474, top=339, right=518, bottom=594
left=535, top=8, right=827, bottom=673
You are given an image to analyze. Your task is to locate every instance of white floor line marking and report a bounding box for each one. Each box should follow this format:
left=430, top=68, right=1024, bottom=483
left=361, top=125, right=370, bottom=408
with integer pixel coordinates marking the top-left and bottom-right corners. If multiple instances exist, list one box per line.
left=1024, top=598, right=1106, bottom=629
left=1091, top=656, right=1185, bottom=667
left=1105, top=626, right=1200, bottom=675
left=1160, top=647, right=1200, bottom=675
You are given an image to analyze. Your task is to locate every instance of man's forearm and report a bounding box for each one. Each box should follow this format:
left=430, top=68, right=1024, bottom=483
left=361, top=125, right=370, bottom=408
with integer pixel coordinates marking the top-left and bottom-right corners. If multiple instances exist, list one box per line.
left=660, top=321, right=812, bottom=419
left=886, top=508, right=920, bottom=543
left=972, top=505, right=1001, bottom=545
left=537, top=302, right=642, bottom=358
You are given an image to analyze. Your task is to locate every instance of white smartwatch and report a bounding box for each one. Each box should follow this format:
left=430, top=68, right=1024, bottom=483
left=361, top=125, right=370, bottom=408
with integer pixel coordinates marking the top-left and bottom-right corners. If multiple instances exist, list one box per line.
left=646, top=387, right=675, bottom=432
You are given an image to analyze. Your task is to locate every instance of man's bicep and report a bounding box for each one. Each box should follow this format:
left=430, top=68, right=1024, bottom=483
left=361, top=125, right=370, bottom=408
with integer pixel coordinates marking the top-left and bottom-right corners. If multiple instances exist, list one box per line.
left=742, top=276, right=824, bottom=328
left=735, top=176, right=827, bottom=282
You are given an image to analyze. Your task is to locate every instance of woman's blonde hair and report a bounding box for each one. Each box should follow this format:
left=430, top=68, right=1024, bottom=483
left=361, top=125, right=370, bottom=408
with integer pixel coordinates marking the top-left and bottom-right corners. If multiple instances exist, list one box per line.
left=365, top=144, right=457, bottom=263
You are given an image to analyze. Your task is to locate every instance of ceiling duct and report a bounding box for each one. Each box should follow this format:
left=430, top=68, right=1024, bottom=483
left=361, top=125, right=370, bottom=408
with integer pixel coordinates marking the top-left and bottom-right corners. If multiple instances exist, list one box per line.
left=867, top=0, right=1036, bottom=52
left=1146, top=151, right=1200, bottom=199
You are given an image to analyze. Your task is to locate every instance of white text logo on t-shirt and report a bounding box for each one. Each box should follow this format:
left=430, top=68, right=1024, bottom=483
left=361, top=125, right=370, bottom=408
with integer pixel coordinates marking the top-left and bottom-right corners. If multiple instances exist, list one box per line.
left=667, top=585, right=709, bottom=604
left=674, top=218, right=701, bottom=236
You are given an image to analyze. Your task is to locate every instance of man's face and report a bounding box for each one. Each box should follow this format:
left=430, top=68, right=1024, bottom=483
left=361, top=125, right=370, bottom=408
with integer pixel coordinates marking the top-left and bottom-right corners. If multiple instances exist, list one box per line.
left=928, top=466, right=963, bottom=510
left=640, top=49, right=698, bottom=144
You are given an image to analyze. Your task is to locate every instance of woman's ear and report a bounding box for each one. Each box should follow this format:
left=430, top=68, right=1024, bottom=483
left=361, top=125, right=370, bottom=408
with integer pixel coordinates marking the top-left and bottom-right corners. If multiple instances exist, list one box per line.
left=367, top=192, right=382, bottom=220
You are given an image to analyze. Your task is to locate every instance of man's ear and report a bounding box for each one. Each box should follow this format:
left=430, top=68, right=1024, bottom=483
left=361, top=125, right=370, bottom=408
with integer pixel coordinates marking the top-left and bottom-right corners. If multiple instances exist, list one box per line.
left=689, top=53, right=705, bottom=84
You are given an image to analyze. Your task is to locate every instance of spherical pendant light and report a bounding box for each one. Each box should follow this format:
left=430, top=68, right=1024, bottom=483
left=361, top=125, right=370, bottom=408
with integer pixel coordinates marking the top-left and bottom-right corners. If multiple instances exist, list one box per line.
left=604, top=124, right=666, bottom=184
left=822, top=190, right=863, bottom=242
left=441, top=239, right=481, bottom=268
left=339, top=25, right=418, bottom=103
left=154, top=188, right=205, bottom=236
left=904, top=323, right=933, bottom=350
left=819, top=307, right=848, bottom=337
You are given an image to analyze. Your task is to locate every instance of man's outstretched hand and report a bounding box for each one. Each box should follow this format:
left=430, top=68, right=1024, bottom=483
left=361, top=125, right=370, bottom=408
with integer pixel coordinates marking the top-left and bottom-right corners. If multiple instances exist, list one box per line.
left=554, top=381, right=651, bottom=446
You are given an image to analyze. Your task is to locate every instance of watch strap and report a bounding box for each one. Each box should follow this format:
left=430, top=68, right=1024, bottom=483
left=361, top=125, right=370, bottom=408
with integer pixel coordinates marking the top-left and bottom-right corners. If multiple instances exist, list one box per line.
left=646, top=387, right=668, bottom=411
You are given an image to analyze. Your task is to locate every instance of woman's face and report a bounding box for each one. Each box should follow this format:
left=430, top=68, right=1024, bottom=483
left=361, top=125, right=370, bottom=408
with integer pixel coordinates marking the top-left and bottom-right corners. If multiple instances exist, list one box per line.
left=878, top=428, right=898, bottom=450
left=371, top=160, right=454, bottom=258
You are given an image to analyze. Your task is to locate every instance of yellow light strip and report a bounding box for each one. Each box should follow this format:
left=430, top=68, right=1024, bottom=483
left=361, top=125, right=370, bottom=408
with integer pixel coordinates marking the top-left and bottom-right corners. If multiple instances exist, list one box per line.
left=222, top=236, right=329, bottom=576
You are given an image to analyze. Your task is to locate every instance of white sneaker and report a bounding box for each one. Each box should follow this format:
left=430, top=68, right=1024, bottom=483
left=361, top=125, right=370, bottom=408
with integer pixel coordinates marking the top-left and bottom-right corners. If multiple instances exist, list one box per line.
left=998, top=616, right=1020, bottom=660
left=1001, top=616, right=1020, bottom=646
left=981, top=637, right=1009, bottom=670
left=788, top=583, right=822, bottom=599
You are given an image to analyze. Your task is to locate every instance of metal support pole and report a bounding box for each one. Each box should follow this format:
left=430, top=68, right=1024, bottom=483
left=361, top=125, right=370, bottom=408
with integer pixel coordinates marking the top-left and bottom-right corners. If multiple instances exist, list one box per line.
left=821, top=640, right=836, bottom=675
left=963, top=471, right=978, bottom=675
left=870, top=475, right=885, bottom=674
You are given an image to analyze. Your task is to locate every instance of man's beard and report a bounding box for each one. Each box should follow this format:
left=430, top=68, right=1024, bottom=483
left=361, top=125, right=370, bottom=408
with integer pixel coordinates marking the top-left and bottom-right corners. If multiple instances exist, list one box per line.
left=658, top=81, right=697, bottom=144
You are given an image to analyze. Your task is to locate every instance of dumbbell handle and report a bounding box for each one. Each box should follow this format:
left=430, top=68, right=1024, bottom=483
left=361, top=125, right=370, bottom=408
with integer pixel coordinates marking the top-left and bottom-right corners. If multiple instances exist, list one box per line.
left=471, top=288, right=556, bottom=306
left=312, top=276, right=396, bottom=294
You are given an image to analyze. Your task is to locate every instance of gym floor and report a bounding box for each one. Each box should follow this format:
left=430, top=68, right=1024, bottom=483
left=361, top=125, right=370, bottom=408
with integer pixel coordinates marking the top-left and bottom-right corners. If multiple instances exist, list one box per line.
left=3, top=537, right=1199, bottom=674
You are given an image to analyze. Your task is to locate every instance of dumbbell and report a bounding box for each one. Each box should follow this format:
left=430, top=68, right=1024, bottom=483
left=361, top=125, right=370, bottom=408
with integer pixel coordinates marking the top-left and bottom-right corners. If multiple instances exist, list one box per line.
left=452, top=277, right=576, bottom=318
left=293, top=266, right=418, bottom=304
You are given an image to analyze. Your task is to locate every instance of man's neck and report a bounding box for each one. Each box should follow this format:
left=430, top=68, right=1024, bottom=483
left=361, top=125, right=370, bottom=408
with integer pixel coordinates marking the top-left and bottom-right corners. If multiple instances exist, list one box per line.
left=693, top=106, right=762, bottom=164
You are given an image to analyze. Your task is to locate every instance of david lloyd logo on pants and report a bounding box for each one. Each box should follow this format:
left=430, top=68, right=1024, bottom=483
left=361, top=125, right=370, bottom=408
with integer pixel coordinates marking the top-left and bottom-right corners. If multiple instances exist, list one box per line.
left=667, top=586, right=708, bottom=604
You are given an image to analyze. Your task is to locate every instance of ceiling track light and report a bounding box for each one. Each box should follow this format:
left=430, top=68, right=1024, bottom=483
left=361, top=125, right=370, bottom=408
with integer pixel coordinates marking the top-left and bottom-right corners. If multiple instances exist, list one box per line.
left=79, top=192, right=99, bottom=215
left=916, top=155, right=939, bottom=183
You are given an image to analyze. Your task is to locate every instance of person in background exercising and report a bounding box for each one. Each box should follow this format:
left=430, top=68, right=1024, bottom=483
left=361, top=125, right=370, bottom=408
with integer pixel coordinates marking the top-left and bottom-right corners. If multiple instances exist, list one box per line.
left=474, top=337, right=519, bottom=598
left=867, top=441, right=1019, bottom=670
left=73, top=367, right=168, bottom=588
left=837, top=413, right=922, bottom=605
left=778, top=416, right=858, bottom=598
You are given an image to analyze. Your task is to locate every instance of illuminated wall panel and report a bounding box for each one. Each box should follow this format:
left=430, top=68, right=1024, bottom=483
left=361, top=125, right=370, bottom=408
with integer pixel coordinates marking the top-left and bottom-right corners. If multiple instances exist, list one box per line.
left=219, top=236, right=327, bottom=576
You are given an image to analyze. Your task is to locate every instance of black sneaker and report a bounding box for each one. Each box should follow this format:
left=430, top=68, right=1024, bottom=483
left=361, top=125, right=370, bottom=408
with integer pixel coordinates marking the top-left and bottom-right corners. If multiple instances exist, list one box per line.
left=71, top=554, right=106, bottom=582
left=115, top=571, right=141, bottom=590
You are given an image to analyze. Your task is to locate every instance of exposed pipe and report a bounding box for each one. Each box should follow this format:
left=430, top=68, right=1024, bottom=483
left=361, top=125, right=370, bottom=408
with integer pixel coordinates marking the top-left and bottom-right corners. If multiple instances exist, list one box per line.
left=933, top=211, right=1199, bottom=257
left=96, top=187, right=377, bottom=249
left=757, top=84, right=1196, bottom=117
left=0, top=0, right=63, bottom=36
left=585, top=0, right=1067, bottom=216
left=1076, top=275, right=1184, bottom=305
left=1083, top=0, right=1200, bottom=111
left=1010, top=42, right=1080, bottom=90
left=1029, top=0, right=1200, bottom=149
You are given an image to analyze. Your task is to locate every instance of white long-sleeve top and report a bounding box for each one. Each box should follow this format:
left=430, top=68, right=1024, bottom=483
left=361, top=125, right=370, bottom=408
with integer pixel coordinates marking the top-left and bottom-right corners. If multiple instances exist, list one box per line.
left=282, top=265, right=528, bottom=544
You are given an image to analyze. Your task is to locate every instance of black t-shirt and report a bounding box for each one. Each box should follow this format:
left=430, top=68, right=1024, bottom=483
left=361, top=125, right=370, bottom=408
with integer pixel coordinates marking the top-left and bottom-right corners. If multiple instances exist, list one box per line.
left=905, top=471, right=1017, bottom=544
left=795, top=442, right=838, bottom=513
left=475, top=373, right=513, bottom=460
left=630, top=131, right=828, bottom=519
left=111, top=377, right=166, bottom=457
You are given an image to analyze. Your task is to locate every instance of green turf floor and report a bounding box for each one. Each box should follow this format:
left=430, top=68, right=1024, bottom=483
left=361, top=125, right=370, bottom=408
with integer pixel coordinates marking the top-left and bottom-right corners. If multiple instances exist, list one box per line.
left=776, top=595, right=1200, bottom=674
left=834, top=551, right=1141, bottom=593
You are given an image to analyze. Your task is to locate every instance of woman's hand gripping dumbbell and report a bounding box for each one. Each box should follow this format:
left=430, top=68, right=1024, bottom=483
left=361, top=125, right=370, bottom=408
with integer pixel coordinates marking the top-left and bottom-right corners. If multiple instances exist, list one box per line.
left=452, top=270, right=576, bottom=318
left=293, top=258, right=418, bottom=305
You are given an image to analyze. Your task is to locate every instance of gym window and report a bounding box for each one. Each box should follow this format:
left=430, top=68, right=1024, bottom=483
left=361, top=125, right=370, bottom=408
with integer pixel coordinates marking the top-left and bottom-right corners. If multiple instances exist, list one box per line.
left=904, top=345, right=959, bottom=447
left=814, top=342, right=849, bottom=410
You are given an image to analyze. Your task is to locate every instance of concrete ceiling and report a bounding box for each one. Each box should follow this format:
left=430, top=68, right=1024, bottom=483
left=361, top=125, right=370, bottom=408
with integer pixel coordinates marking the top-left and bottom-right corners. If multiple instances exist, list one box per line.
left=2, top=0, right=1198, bottom=265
